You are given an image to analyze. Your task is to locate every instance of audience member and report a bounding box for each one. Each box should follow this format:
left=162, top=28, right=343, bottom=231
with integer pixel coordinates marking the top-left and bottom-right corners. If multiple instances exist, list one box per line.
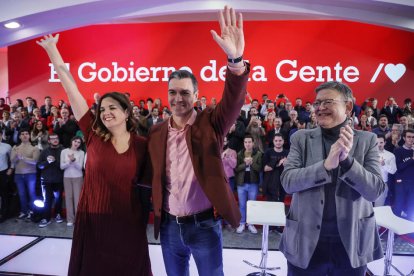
left=6, top=112, right=30, bottom=146
left=40, top=96, right=53, bottom=119
left=365, top=107, right=377, bottom=127
left=246, top=115, right=266, bottom=152
left=306, top=112, right=318, bottom=129
left=29, top=107, right=46, bottom=128
left=25, top=97, right=37, bottom=115
left=37, top=133, right=64, bottom=227
left=10, top=129, right=40, bottom=220
left=54, top=108, right=80, bottom=148
left=0, top=130, right=12, bottom=222
left=0, top=98, right=10, bottom=118
left=30, top=120, right=49, bottom=151
left=263, top=133, right=288, bottom=202
left=279, top=101, right=293, bottom=123
left=402, top=98, right=413, bottom=120
left=381, top=96, right=403, bottom=125
left=385, top=123, right=404, bottom=152
left=393, top=129, right=414, bottom=220
left=375, top=134, right=397, bottom=206
left=226, top=114, right=246, bottom=153
left=267, top=117, right=288, bottom=149
left=146, top=107, right=163, bottom=129
left=372, top=114, right=391, bottom=138
left=222, top=137, right=237, bottom=192
left=60, top=136, right=85, bottom=227
left=235, top=135, right=262, bottom=234
left=356, top=114, right=372, bottom=132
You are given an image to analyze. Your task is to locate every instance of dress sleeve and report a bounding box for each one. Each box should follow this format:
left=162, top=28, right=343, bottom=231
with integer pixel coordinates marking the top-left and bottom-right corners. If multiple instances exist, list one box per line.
left=77, top=111, right=94, bottom=143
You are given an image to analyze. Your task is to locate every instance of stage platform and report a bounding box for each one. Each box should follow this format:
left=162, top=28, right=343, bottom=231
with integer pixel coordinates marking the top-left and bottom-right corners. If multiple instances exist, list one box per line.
left=1, top=217, right=414, bottom=275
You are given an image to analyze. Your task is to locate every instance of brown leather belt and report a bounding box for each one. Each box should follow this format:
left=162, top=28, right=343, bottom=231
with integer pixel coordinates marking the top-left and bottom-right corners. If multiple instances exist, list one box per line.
left=166, top=208, right=215, bottom=224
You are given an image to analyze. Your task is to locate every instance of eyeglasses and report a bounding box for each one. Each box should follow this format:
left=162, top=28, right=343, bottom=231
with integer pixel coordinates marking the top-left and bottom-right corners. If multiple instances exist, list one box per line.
left=312, top=99, right=348, bottom=109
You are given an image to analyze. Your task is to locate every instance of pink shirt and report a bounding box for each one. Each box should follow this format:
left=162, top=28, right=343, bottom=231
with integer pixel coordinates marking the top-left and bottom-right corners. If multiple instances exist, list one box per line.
left=164, top=110, right=212, bottom=216
left=222, top=148, right=237, bottom=178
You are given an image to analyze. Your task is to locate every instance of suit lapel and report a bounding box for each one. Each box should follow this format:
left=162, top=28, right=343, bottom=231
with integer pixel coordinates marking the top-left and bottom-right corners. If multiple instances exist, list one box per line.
left=155, top=122, right=169, bottom=174
left=309, top=128, right=324, bottom=164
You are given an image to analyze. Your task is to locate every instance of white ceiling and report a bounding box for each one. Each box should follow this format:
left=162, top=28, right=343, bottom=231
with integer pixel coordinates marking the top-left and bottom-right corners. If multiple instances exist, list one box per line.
left=1, top=0, right=414, bottom=47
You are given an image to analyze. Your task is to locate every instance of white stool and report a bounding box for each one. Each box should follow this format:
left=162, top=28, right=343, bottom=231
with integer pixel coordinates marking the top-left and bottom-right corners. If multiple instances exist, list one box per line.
left=374, top=206, right=414, bottom=276
left=244, top=200, right=286, bottom=276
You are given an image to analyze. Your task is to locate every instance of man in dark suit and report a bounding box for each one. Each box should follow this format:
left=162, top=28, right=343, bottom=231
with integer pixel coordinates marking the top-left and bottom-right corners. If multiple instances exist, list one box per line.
left=280, top=81, right=385, bottom=275
left=381, top=97, right=403, bottom=125
left=5, top=111, right=30, bottom=146
left=146, top=107, right=163, bottom=130
left=148, top=6, right=246, bottom=276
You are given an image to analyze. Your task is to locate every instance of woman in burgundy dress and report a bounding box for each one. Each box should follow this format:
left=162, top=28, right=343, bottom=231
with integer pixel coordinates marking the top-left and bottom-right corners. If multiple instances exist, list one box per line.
left=37, top=34, right=152, bottom=276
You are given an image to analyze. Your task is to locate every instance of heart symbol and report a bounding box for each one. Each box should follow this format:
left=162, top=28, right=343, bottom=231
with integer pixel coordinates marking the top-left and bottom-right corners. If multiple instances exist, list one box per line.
left=384, top=63, right=406, bottom=83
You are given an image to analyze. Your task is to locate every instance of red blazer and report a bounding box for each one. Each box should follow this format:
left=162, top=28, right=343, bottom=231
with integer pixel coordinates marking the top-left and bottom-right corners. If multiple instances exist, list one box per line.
left=148, top=65, right=250, bottom=239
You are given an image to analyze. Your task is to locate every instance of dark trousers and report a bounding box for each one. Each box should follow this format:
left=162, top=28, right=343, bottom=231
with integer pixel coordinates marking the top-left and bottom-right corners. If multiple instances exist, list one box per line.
left=41, top=182, right=63, bottom=220
left=394, top=181, right=414, bottom=220
left=287, top=237, right=367, bottom=276
left=0, top=170, right=9, bottom=219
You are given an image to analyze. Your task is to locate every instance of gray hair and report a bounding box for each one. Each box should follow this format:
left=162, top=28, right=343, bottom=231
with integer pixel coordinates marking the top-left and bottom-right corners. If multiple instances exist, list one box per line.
left=315, top=81, right=353, bottom=102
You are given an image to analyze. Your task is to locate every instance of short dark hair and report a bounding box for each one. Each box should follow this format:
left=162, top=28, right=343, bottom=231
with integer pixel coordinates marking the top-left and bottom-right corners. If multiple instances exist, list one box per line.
left=44, top=96, right=51, bottom=100
left=146, top=98, right=153, bottom=103
left=315, top=81, right=353, bottom=102
left=168, top=70, right=198, bottom=92
left=376, top=134, right=386, bottom=141
left=404, top=98, right=412, bottom=105
left=273, top=133, right=284, bottom=140
left=403, top=129, right=414, bottom=138
left=244, top=134, right=254, bottom=142
left=18, top=128, right=30, bottom=136
left=379, top=114, right=388, bottom=120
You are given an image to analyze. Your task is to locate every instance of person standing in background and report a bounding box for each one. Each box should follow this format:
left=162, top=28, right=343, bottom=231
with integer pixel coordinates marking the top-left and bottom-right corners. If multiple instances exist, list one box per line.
left=375, top=134, right=397, bottom=206
left=60, top=136, right=85, bottom=226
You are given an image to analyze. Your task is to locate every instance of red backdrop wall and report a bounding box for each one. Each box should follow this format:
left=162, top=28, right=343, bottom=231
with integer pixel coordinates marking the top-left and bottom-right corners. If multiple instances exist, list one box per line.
left=8, top=20, right=414, bottom=107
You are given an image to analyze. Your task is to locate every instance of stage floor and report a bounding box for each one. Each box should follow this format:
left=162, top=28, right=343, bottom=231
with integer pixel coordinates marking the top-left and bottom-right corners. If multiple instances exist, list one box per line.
left=0, top=234, right=413, bottom=276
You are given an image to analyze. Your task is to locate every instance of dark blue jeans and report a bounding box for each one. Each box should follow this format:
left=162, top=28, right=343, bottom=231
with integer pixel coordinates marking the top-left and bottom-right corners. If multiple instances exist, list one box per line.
left=287, top=237, right=366, bottom=276
left=160, top=213, right=224, bottom=276
left=393, top=181, right=414, bottom=220
left=237, top=183, right=258, bottom=224
left=14, top=173, right=37, bottom=214
left=0, top=170, right=8, bottom=218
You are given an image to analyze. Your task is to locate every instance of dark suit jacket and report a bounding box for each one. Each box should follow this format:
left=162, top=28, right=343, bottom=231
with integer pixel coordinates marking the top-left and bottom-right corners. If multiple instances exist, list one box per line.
left=381, top=106, right=403, bottom=125
left=146, top=117, right=163, bottom=129
left=148, top=66, right=249, bottom=239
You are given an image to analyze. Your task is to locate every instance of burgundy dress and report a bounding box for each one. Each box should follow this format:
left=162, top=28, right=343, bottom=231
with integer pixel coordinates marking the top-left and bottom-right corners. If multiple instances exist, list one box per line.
left=68, top=112, right=152, bottom=276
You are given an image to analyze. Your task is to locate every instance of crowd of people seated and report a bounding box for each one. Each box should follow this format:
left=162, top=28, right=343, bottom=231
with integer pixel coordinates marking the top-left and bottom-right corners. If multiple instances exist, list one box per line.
left=0, top=92, right=413, bottom=229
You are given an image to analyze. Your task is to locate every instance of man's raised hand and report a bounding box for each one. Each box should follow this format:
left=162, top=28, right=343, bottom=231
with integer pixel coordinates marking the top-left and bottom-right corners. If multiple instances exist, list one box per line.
left=210, top=6, right=244, bottom=60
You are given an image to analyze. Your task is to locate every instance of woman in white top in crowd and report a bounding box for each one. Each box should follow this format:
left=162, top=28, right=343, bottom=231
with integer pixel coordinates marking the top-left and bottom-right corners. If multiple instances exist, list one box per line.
left=60, top=136, right=85, bottom=226
left=30, top=120, right=49, bottom=151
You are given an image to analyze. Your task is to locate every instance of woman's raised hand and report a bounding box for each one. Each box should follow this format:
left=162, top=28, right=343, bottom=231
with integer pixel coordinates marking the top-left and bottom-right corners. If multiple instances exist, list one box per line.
left=36, top=34, right=60, bottom=51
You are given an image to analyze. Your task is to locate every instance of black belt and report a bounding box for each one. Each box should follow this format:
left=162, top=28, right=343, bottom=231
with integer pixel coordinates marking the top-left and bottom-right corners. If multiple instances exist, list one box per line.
left=166, top=208, right=215, bottom=224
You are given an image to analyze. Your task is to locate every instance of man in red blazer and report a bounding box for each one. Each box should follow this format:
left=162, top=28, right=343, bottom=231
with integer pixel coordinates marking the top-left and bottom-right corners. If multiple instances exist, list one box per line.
left=148, top=6, right=249, bottom=276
